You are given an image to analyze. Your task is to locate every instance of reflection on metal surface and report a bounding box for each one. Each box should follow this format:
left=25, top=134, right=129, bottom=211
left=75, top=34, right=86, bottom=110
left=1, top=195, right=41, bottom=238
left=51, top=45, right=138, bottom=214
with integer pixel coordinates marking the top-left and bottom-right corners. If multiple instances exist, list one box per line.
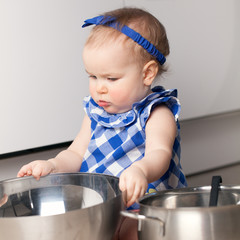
left=135, top=185, right=240, bottom=240
left=140, top=185, right=240, bottom=208
left=0, top=175, right=110, bottom=217
left=0, top=194, right=8, bottom=207
left=0, top=173, right=123, bottom=240
left=41, top=200, right=65, bottom=216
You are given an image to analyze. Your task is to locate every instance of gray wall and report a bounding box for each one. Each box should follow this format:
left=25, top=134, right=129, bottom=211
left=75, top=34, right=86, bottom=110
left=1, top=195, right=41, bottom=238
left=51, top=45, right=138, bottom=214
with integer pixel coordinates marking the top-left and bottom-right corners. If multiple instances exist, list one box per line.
left=1, top=111, right=239, bottom=180
left=180, top=110, right=240, bottom=175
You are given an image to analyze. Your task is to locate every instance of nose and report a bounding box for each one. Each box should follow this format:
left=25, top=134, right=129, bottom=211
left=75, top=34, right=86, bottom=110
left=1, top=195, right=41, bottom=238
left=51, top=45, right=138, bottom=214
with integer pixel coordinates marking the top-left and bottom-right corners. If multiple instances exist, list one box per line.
left=96, top=80, right=107, bottom=94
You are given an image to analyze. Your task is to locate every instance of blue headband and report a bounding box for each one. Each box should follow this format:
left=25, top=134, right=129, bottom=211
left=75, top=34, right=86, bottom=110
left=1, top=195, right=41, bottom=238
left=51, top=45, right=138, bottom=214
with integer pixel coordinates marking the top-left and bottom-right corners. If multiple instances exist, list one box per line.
left=82, top=15, right=166, bottom=65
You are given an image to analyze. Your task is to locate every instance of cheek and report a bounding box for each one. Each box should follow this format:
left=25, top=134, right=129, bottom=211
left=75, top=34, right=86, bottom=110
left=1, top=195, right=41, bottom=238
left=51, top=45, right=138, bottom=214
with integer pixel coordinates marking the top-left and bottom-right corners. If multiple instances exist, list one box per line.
left=109, top=85, right=130, bottom=101
left=89, top=81, right=96, bottom=95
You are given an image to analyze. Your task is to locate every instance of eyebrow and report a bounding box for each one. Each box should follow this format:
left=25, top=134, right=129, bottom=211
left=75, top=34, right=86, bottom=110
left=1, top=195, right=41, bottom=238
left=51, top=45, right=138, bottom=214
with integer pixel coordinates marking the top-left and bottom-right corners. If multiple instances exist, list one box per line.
left=85, top=69, right=121, bottom=77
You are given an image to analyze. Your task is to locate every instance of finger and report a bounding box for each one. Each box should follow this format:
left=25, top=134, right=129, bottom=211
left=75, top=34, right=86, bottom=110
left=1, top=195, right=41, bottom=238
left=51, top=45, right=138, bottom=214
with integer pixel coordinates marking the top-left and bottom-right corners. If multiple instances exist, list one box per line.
left=119, top=174, right=126, bottom=192
left=32, top=166, right=43, bottom=180
left=127, top=182, right=147, bottom=207
left=17, top=165, right=31, bottom=177
left=26, top=169, right=32, bottom=176
left=140, top=188, right=146, bottom=198
left=17, top=170, right=24, bottom=177
left=121, top=190, right=127, bottom=206
left=127, top=185, right=141, bottom=207
left=124, top=181, right=138, bottom=207
left=126, top=181, right=135, bottom=203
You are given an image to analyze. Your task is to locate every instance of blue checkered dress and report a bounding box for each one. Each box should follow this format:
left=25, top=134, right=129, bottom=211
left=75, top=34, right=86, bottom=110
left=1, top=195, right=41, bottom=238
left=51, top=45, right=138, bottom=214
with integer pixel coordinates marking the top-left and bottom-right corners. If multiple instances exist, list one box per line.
left=80, top=86, right=187, bottom=192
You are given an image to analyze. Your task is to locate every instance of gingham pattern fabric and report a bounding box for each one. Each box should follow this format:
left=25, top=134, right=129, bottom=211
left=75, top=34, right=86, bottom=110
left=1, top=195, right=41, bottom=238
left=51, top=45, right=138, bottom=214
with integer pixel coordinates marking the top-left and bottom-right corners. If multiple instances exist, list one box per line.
left=80, top=86, right=187, bottom=192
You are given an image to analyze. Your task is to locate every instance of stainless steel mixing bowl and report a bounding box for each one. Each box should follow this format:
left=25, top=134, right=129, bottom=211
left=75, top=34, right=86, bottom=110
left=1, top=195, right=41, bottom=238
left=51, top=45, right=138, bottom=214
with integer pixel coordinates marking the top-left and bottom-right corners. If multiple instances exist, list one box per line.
left=0, top=173, right=123, bottom=240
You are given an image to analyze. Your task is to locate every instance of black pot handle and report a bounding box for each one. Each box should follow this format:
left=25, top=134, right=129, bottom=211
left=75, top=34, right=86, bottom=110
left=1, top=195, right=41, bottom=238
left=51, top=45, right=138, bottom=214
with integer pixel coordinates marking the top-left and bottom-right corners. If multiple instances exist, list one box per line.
left=209, top=176, right=222, bottom=207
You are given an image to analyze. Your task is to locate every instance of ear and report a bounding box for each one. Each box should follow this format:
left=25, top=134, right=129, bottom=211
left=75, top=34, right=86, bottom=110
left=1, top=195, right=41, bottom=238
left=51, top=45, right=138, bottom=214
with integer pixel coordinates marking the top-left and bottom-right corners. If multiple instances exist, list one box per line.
left=142, top=60, right=159, bottom=86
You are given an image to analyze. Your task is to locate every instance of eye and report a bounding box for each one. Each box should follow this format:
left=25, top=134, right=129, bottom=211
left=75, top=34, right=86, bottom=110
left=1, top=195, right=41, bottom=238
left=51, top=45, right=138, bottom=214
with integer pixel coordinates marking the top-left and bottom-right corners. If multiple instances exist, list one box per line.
left=107, top=77, right=119, bottom=81
left=89, top=75, right=97, bottom=79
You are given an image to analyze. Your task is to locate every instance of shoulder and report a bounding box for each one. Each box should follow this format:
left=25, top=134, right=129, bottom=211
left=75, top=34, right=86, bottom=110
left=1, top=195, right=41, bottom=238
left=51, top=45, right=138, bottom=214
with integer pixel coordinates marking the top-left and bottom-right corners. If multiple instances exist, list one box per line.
left=147, top=105, right=176, bottom=127
left=144, top=104, right=177, bottom=157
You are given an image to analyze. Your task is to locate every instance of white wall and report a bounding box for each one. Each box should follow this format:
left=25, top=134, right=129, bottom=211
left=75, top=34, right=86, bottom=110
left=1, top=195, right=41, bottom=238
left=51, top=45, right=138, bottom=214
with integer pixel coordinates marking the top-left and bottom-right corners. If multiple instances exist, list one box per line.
left=1, top=0, right=239, bottom=174
left=124, top=0, right=240, bottom=119
left=0, top=0, right=123, bottom=154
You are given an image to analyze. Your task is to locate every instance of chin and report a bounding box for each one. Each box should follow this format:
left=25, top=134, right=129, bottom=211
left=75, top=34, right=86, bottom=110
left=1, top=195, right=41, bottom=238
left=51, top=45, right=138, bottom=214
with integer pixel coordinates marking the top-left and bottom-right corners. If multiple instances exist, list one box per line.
left=108, top=108, right=131, bottom=114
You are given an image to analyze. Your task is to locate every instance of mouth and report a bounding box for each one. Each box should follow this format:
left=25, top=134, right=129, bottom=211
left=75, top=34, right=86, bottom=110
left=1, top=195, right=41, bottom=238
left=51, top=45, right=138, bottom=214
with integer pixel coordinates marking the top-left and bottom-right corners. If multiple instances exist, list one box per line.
left=98, top=100, right=110, bottom=107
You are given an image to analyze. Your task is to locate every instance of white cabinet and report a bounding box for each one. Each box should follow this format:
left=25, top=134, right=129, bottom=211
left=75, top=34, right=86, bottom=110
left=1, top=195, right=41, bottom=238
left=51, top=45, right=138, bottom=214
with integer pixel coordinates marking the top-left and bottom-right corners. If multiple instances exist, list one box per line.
left=124, top=0, right=240, bottom=120
left=0, top=0, right=123, bottom=154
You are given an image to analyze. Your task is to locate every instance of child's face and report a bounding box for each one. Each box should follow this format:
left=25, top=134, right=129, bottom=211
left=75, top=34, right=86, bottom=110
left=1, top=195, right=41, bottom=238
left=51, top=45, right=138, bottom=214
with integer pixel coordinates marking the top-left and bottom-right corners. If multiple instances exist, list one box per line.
left=83, top=41, right=151, bottom=114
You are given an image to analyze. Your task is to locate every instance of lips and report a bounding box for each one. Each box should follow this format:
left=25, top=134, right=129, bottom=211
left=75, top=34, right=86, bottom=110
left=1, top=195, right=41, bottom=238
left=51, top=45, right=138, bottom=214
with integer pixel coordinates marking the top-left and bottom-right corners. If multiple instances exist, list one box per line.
left=98, top=100, right=110, bottom=107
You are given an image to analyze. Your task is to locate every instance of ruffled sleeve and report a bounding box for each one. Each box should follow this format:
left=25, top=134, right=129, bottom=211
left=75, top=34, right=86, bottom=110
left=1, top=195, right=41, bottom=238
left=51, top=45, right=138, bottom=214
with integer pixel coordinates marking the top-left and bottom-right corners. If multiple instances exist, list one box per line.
left=133, top=86, right=181, bottom=128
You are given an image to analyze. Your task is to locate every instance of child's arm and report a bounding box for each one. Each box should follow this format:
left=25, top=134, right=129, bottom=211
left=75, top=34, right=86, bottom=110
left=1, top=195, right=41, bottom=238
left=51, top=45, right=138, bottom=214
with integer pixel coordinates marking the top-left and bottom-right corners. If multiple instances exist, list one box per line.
left=17, top=115, right=91, bottom=180
left=119, top=105, right=176, bottom=207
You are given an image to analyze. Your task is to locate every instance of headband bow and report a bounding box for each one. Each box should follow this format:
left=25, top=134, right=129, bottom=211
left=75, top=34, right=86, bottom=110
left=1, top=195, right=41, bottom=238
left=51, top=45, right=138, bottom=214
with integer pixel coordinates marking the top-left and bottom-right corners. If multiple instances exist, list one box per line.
left=82, top=16, right=166, bottom=65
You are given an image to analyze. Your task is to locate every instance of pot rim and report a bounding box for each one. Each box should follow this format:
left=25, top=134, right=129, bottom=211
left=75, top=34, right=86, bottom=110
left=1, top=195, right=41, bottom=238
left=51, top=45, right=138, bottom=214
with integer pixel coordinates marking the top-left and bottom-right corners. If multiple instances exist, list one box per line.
left=0, top=172, right=120, bottom=184
left=137, top=185, right=240, bottom=211
left=0, top=172, right=123, bottom=219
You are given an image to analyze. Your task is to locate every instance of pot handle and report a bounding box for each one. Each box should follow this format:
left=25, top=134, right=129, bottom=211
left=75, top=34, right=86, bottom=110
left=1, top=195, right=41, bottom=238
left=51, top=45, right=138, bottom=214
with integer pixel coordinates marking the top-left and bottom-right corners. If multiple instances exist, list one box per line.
left=209, top=175, right=222, bottom=207
left=121, top=210, right=165, bottom=236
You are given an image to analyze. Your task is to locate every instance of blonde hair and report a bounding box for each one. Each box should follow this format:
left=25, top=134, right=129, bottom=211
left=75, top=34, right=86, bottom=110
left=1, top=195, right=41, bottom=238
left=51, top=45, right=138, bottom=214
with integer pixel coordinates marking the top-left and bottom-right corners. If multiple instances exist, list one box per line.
left=84, top=8, right=170, bottom=76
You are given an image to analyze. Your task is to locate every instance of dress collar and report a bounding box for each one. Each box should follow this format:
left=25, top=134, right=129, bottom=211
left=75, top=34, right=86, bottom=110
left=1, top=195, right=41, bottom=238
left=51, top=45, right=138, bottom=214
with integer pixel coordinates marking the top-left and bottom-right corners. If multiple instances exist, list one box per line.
left=87, top=86, right=176, bottom=128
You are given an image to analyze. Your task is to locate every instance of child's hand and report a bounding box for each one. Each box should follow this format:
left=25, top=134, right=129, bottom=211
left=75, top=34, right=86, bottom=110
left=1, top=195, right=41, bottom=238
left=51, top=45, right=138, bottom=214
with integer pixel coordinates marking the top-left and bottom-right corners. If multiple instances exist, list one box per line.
left=119, top=165, right=148, bottom=207
left=17, top=160, right=56, bottom=180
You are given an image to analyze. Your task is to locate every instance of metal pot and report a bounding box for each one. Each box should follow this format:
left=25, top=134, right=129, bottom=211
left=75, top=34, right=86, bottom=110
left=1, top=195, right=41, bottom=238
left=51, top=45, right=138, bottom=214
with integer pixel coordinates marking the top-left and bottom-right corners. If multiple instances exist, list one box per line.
left=0, top=173, right=123, bottom=240
left=122, top=181, right=240, bottom=240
